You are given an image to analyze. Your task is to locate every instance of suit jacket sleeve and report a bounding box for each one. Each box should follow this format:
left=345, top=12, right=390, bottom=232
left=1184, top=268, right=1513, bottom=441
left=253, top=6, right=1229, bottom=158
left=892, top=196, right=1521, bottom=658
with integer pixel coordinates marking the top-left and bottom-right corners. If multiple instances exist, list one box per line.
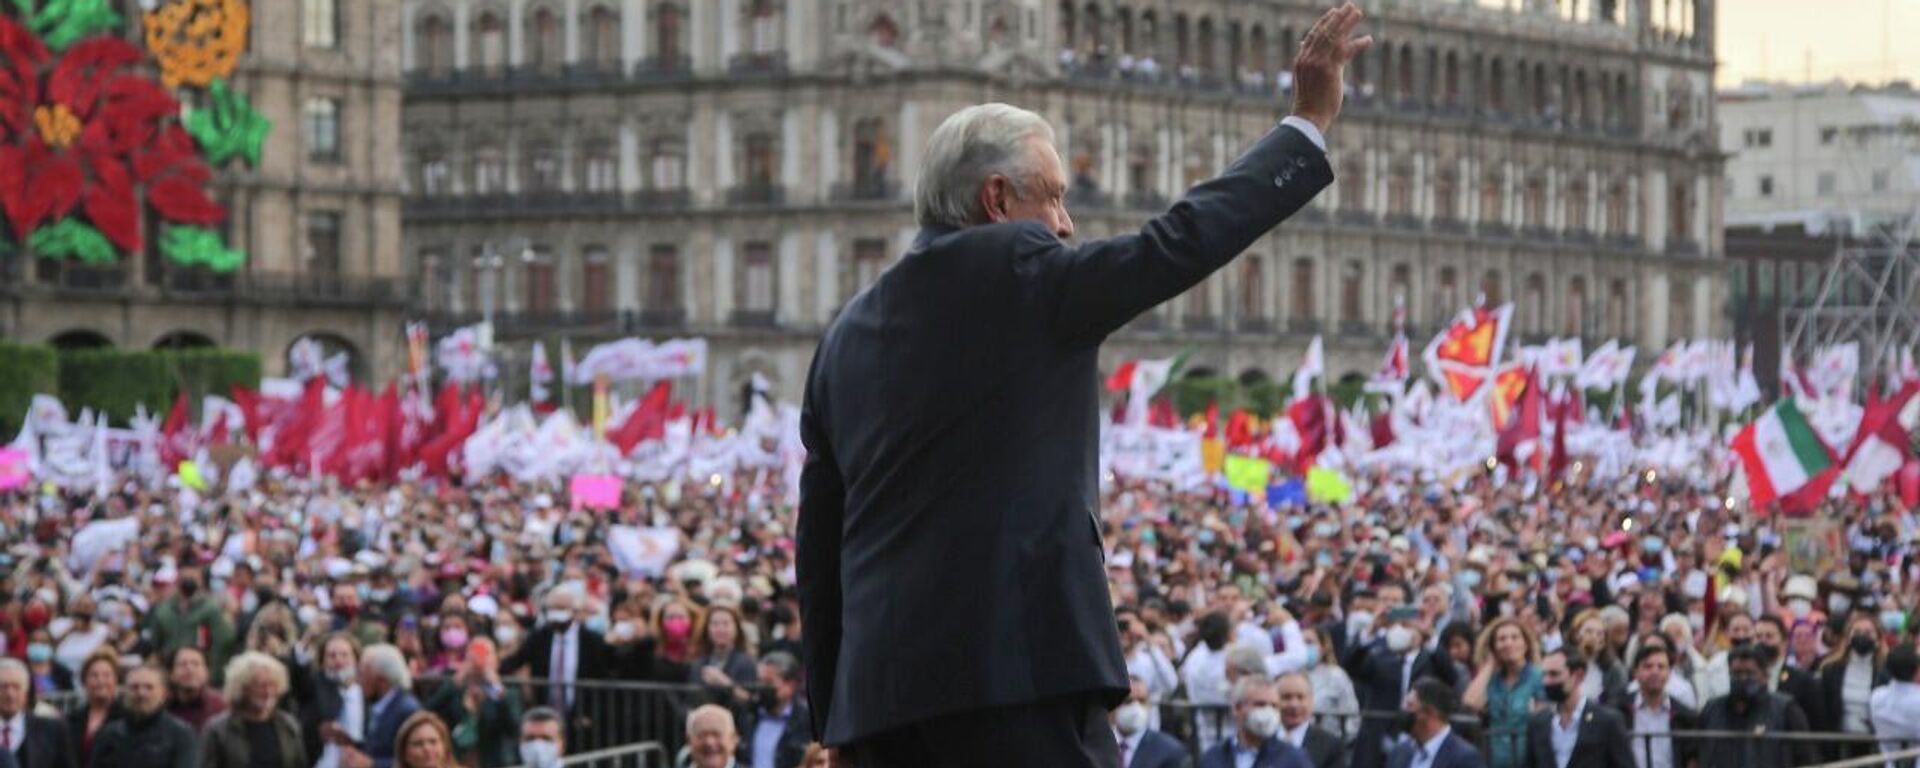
left=1523, top=715, right=1545, bottom=768
left=499, top=631, right=537, bottom=677
left=1324, top=733, right=1350, bottom=768
left=1600, top=708, right=1635, bottom=768
left=1019, top=123, right=1333, bottom=347
left=796, top=350, right=847, bottom=742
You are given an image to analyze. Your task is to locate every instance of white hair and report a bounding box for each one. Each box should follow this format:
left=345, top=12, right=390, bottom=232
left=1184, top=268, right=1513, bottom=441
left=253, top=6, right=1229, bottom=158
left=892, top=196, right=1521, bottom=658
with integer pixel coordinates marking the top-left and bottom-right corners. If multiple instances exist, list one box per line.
left=222, top=651, right=290, bottom=703
left=361, top=644, right=412, bottom=691
left=914, top=103, right=1059, bottom=229
left=1230, top=675, right=1275, bottom=707
left=547, top=583, right=585, bottom=610
left=0, top=658, right=25, bottom=685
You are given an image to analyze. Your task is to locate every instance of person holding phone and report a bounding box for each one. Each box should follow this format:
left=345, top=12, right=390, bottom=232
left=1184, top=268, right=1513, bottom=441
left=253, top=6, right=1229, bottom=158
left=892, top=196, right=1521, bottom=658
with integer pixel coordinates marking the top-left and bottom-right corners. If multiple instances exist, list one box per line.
left=426, top=638, right=522, bottom=768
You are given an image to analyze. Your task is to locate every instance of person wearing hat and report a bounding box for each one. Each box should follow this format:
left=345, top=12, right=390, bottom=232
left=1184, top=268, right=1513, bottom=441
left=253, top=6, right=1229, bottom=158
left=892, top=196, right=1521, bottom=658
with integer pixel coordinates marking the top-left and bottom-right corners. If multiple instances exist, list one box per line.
left=1341, top=605, right=1459, bottom=768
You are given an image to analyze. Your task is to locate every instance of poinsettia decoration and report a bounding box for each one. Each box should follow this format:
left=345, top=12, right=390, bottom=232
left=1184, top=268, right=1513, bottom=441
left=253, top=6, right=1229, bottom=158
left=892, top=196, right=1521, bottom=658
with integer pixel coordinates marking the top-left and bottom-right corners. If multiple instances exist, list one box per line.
left=0, top=13, right=224, bottom=257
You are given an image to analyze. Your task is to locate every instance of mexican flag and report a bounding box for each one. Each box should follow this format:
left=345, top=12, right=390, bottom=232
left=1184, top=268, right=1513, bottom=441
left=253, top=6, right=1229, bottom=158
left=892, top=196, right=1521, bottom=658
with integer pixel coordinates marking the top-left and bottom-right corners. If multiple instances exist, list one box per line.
left=1106, top=352, right=1187, bottom=425
left=1730, top=399, right=1835, bottom=508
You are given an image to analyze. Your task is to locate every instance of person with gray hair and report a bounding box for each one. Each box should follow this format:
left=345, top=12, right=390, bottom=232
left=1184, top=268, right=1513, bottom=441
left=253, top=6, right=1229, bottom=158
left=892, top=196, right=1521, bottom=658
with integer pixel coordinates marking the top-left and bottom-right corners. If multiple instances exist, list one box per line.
left=743, top=651, right=809, bottom=768
left=516, top=707, right=565, bottom=768
left=0, top=657, right=73, bottom=768
left=338, top=645, right=421, bottom=768
left=797, top=3, right=1370, bottom=765
left=202, top=652, right=308, bottom=768
left=685, top=705, right=740, bottom=768
left=1197, top=677, right=1313, bottom=768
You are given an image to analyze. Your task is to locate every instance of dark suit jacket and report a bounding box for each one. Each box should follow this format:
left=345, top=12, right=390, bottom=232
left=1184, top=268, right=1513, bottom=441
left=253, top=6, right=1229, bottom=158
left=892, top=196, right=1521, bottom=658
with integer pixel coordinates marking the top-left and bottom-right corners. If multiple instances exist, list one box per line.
left=1523, top=700, right=1634, bottom=768
left=1127, top=729, right=1190, bottom=768
left=1815, top=656, right=1888, bottom=733
left=13, top=715, right=73, bottom=768
left=357, top=691, right=421, bottom=768
left=1298, top=724, right=1348, bottom=768
left=499, top=624, right=614, bottom=708
left=298, top=680, right=347, bottom=768
left=1600, top=692, right=1699, bottom=768
left=1773, top=663, right=1825, bottom=737
left=1198, top=737, right=1314, bottom=768
left=796, top=121, right=1332, bottom=745
left=1340, top=640, right=1462, bottom=768
left=1387, top=732, right=1485, bottom=768
left=737, top=698, right=813, bottom=768
left=63, top=703, right=125, bottom=768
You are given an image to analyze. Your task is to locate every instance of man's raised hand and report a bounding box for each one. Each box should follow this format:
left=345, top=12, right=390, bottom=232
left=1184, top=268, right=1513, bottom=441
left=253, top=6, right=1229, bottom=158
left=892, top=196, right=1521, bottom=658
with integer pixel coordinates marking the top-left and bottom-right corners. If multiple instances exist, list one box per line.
left=1291, top=3, right=1374, bottom=135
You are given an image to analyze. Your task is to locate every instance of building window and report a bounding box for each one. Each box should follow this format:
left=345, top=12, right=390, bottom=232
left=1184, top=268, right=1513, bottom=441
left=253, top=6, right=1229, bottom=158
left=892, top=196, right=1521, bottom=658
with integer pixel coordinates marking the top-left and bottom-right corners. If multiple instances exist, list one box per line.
left=1565, top=276, right=1587, bottom=336
left=1339, top=261, right=1364, bottom=327
left=581, top=247, right=611, bottom=314
left=849, top=238, right=886, bottom=300
left=1820, top=126, right=1838, bottom=145
left=1566, top=182, right=1588, bottom=232
left=416, top=149, right=450, bottom=195
left=304, top=211, right=342, bottom=276
left=415, top=15, right=452, bottom=75
left=1758, top=175, right=1774, bottom=197
left=524, top=252, right=555, bottom=314
left=1290, top=258, right=1315, bottom=324
left=743, top=132, right=777, bottom=189
left=1608, top=279, right=1629, bottom=337
left=472, top=145, right=507, bottom=193
left=1481, top=269, right=1503, bottom=305
left=647, top=245, right=681, bottom=310
left=585, top=6, right=621, bottom=68
left=1434, top=266, right=1459, bottom=324
left=656, top=3, right=684, bottom=62
left=1339, top=157, right=1367, bottom=211
left=583, top=142, right=617, bottom=192
left=1240, top=258, right=1265, bottom=322
left=1522, top=177, right=1546, bottom=229
left=525, top=143, right=561, bottom=192
left=475, top=13, right=506, bottom=72
left=1480, top=175, right=1502, bottom=224
left=303, top=0, right=338, bottom=49
left=852, top=118, right=890, bottom=191
left=1388, top=167, right=1412, bottom=216
left=1606, top=183, right=1628, bottom=234
left=1523, top=273, right=1546, bottom=334
left=1435, top=173, right=1458, bottom=222
left=305, top=98, right=340, bottom=162
left=529, top=7, right=562, bottom=70
left=421, top=250, right=453, bottom=312
left=1669, top=181, right=1692, bottom=245
left=1818, top=172, right=1836, bottom=195
left=748, top=0, right=781, bottom=54
left=738, top=241, right=776, bottom=317
left=1743, top=128, right=1772, bottom=148
left=650, top=138, right=685, bottom=190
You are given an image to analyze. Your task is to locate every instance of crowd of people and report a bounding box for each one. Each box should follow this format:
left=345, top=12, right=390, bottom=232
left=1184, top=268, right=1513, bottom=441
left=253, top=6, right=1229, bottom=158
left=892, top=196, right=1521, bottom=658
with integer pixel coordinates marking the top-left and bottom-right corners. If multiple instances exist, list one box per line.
left=0, top=463, right=1918, bottom=768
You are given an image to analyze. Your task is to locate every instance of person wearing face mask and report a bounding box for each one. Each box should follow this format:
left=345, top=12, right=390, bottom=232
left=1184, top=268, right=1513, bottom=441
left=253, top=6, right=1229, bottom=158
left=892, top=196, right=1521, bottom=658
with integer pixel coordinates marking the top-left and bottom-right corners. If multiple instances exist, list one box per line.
left=499, top=585, right=611, bottom=715
left=328, top=584, right=386, bottom=649
left=1751, top=615, right=1826, bottom=736
left=1384, top=679, right=1483, bottom=768
left=1521, top=649, right=1633, bottom=768
left=1696, top=645, right=1814, bottom=768
left=1813, top=613, right=1888, bottom=761
left=1298, top=627, right=1358, bottom=739
left=143, top=569, right=237, bottom=683
left=1342, top=606, right=1458, bottom=768
left=1197, top=677, right=1311, bottom=768
left=641, top=600, right=701, bottom=683
left=301, top=633, right=363, bottom=768
left=425, top=637, right=521, bottom=768
left=50, top=596, right=107, bottom=681
left=1697, top=612, right=1754, bottom=703
left=738, top=652, right=809, bottom=768
left=515, top=708, right=565, bottom=768
left=1109, top=677, right=1186, bottom=768
left=1117, top=608, right=1180, bottom=732
left=22, top=628, right=72, bottom=695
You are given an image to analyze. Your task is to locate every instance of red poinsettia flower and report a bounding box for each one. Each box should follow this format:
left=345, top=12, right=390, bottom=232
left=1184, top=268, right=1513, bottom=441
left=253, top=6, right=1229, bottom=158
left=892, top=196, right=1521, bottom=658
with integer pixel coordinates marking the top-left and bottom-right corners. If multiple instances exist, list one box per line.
left=0, top=15, right=222, bottom=253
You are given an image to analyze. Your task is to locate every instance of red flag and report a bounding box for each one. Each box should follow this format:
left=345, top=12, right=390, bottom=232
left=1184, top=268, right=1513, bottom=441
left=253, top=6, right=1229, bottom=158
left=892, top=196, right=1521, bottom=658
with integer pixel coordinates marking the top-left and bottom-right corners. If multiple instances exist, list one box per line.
left=1370, top=411, right=1395, bottom=449
left=1287, top=395, right=1328, bottom=473
left=610, top=381, right=673, bottom=454
left=159, top=391, right=191, bottom=467
left=1547, top=396, right=1570, bottom=484
left=307, top=386, right=353, bottom=476
left=1202, top=402, right=1221, bottom=439
left=1226, top=410, right=1255, bottom=448
left=265, top=378, right=325, bottom=468
left=1496, top=368, right=1543, bottom=470
left=230, top=386, right=261, bottom=443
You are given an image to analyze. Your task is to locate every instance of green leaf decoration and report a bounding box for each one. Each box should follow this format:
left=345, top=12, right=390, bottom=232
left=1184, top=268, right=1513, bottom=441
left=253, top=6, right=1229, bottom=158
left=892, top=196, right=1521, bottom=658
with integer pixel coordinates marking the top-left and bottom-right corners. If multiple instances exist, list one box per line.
left=29, top=0, right=122, bottom=51
left=29, top=218, right=117, bottom=264
left=185, top=79, right=271, bottom=167
left=10, top=0, right=36, bottom=19
left=159, top=225, right=246, bottom=273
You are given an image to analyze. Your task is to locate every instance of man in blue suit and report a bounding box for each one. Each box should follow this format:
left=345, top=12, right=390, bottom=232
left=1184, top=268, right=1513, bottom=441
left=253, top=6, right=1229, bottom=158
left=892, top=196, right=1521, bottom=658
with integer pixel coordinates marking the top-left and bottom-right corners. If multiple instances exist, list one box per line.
left=798, top=4, right=1372, bottom=767
left=338, top=644, right=421, bottom=768
left=1112, top=678, right=1188, bottom=768
left=1198, top=678, right=1314, bottom=768
left=1387, top=680, right=1484, bottom=768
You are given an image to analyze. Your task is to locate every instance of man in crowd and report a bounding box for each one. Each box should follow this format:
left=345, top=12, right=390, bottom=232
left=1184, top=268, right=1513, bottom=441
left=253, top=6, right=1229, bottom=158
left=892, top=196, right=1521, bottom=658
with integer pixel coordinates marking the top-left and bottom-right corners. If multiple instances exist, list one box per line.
left=143, top=567, right=234, bottom=677
left=1274, top=672, right=1345, bottom=768
left=1752, top=615, right=1825, bottom=732
left=1387, top=679, right=1483, bottom=768
left=742, top=651, right=809, bottom=768
left=0, top=659, right=71, bottom=768
left=86, top=665, right=197, bottom=768
left=1605, top=644, right=1697, bottom=768
left=163, top=646, right=225, bottom=732
left=1198, top=676, right=1311, bottom=768
left=516, top=708, right=566, bottom=768
left=687, top=705, right=741, bottom=768
left=347, top=644, right=420, bottom=768
left=1872, top=643, right=1920, bottom=759
left=1111, top=677, right=1186, bottom=768
left=1524, top=650, right=1633, bottom=768
left=1345, top=606, right=1458, bottom=768
left=1697, top=645, right=1814, bottom=768
left=303, top=633, right=364, bottom=768
left=500, top=584, right=612, bottom=714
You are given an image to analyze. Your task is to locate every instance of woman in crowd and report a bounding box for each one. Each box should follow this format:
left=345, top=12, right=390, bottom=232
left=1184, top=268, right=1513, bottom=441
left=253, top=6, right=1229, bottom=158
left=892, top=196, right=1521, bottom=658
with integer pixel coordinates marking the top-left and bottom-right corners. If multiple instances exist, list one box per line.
left=1297, top=625, right=1358, bottom=738
left=52, top=595, right=109, bottom=679
left=1570, top=609, right=1627, bottom=704
left=1462, top=617, right=1541, bottom=768
left=65, top=648, right=124, bottom=767
left=1817, top=612, right=1889, bottom=760
left=426, top=637, right=522, bottom=768
left=645, top=599, right=701, bottom=683
left=395, top=711, right=461, bottom=768
left=425, top=613, right=475, bottom=676
left=687, top=604, right=759, bottom=707
left=24, top=625, right=72, bottom=694
left=202, top=651, right=308, bottom=768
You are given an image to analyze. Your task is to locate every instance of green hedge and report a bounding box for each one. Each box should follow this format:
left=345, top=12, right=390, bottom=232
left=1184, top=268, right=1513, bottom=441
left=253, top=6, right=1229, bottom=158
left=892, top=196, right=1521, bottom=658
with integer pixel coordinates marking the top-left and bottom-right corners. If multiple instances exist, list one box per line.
left=57, top=348, right=262, bottom=424
left=0, top=343, right=58, bottom=436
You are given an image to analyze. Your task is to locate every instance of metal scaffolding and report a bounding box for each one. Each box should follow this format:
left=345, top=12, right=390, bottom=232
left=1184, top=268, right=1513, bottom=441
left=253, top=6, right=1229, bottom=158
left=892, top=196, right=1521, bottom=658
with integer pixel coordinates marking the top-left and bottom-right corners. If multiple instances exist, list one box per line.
left=1783, top=210, right=1920, bottom=383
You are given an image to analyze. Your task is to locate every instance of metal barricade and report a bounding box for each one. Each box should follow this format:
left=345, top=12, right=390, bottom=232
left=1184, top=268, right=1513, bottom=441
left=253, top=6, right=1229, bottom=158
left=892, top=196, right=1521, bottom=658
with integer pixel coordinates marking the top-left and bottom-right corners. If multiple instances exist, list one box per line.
left=415, top=676, right=707, bottom=759
left=503, top=741, right=671, bottom=768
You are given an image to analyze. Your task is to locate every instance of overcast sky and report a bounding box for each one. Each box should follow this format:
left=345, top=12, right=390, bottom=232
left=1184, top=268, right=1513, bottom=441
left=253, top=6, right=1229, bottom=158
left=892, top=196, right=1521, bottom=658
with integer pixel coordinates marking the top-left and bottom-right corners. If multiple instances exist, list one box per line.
left=1717, top=0, right=1920, bottom=87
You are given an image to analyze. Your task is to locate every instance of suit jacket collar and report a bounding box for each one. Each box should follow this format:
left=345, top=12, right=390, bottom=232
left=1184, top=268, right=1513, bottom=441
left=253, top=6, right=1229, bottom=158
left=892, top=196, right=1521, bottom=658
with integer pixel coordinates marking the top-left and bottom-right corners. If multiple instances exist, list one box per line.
left=912, top=225, right=959, bottom=250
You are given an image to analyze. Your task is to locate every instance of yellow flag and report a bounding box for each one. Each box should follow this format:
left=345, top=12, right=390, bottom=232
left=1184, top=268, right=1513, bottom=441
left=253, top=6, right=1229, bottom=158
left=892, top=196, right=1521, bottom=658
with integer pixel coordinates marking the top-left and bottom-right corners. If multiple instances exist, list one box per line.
left=1306, top=466, right=1353, bottom=504
left=178, top=461, right=208, bottom=492
left=1224, top=454, right=1272, bottom=494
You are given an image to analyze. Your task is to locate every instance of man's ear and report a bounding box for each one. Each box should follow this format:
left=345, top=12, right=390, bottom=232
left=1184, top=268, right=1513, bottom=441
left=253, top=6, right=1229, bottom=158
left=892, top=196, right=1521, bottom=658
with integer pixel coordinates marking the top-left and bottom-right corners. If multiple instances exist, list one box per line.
left=979, top=176, right=1010, bottom=223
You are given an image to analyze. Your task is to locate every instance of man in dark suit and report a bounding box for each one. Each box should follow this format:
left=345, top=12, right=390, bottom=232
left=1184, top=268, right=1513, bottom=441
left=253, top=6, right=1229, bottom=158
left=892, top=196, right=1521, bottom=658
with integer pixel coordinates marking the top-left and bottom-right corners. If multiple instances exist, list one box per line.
left=499, top=585, right=615, bottom=713
left=0, top=660, right=72, bottom=768
left=1111, top=678, right=1187, bottom=768
left=1198, top=678, right=1313, bottom=768
left=1753, top=615, right=1825, bottom=732
left=1343, top=607, right=1461, bottom=768
left=339, top=645, right=421, bottom=768
left=1275, top=673, right=1346, bottom=768
left=739, top=652, right=811, bottom=768
left=795, top=4, right=1369, bottom=767
left=1387, top=680, right=1484, bottom=768
left=1524, top=649, right=1633, bottom=768
left=1603, top=645, right=1698, bottom=768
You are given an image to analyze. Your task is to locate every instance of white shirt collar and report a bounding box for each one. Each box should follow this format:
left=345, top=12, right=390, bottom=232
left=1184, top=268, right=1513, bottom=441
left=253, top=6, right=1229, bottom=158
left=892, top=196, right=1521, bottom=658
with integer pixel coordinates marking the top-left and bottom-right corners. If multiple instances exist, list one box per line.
left=1634, top=691, right=1669, bottom=713
left=1419, top=727, right=1452, bottom=758
left=1112, top=728, right=1143, bottom=752
left=1283, top=721, right=1310, bottom=746
left=1556, top=697, right=1588, bottom=729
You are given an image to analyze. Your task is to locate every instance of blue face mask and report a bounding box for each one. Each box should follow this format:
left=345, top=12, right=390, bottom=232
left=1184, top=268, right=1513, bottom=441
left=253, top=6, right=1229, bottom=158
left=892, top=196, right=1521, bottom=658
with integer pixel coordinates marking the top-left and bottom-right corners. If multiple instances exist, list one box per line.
left=1303, top=645, right=1321, bottom=667
left=1883, top=610, right=1908, bottom=634
left=584, top=616, right=609, bottom=635
left=1642, top=536, right=1663, bottom=554
left=1315, top=552, right=1334, bottom=569
left=1460, top=570, right=1483, bottom=589
left=26, top=644, right=52, bottom=664
left=1141, top=530, right=1157, bottom=544
left=1198, top=530, right=1217, bottom=545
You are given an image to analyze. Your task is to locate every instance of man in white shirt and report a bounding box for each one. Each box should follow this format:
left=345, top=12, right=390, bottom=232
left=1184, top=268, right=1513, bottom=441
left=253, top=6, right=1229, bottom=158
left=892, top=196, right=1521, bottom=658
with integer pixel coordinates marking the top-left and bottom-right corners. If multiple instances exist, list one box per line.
left=1619, top=645, right=1697, bottom=768
left=1386, top=679, right=1485, bottom=768
left=1872, top=643, right=1920, bottom=762
left=1276, top=673, right=1346, bottom=768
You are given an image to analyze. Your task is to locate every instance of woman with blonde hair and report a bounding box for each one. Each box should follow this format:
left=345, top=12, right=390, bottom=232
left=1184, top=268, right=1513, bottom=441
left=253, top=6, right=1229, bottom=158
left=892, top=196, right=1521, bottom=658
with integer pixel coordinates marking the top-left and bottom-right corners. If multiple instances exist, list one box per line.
left=393, top=711, right=460, bottom=768
left=1461, top=617, right=1541, bottom=768
left=202, top=651, right=308, bottom=768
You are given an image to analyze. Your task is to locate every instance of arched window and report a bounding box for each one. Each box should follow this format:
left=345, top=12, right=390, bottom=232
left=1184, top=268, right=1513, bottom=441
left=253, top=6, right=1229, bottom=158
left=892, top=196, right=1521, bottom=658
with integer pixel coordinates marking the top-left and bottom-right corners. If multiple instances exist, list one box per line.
left=1606, top=182, right=1629, bottom=234
left=1340, top=261, right=1365, bottom=328
left=1435, top=267, right=1459, bottom=324
left=523, top=248, right=556, bottom=314
left=1523, top=273, right=1547, bottom=334
left=1608, top=279, right=1629, bottom=338
left=1481, top=269, right=1503, bottom=305
left=580, top=246, right=612, bottom=314
left=528, top=6, right=562, bottom=71
left=1240, top=257, right=1265, bottom=323
left=1291, top=258, right=1315, bottom=326
left=1435, top=172, right=1458, bottom=222
left=415, top=14, right=452, bottom=75
left=1480, top=174, right=1503, bottom=225
left=747, top=0, right=781, bottom=54
left=585, top=5, right=620, bottom=68
left=742, top=131, right=778, bottom=190
left=1567, top=181, right=1589, bottom=233
left=1196, top=17, right=1216, bottom=78
left=656, top=3, right=685, bottom=63
left=1566, top=276, right=1588, bottom=336
left=474, top=12, right=506, bottom=72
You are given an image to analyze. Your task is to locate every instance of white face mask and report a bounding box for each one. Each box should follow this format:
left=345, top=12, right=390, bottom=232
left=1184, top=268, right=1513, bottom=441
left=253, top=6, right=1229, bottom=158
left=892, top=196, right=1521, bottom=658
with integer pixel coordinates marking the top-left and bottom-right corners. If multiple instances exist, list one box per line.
left=545, top=610, right=574, bottom=626
left=1113, top=702, right=1149, bottom=735
left=1827, top=594, right=1851, bottom=614
left=1245, top=705, right=1282, bottom=740
left=1385, top=625, right=1415, bottom=653
left=518, top=740, right=560, bottom=768
left=1788, top=599, right=1812, bottom=619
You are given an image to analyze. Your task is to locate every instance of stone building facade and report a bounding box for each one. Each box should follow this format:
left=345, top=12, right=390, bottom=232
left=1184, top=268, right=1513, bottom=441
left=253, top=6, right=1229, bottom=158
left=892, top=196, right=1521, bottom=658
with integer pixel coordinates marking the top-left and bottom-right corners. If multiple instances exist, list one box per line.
left=0, top=0, right=410, bottom=381
left=400, top=0, right=1724, bottom=406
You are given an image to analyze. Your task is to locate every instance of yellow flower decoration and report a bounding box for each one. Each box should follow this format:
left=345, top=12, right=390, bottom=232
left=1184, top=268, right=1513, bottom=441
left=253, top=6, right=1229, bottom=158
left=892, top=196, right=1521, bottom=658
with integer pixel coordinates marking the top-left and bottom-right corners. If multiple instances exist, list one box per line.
left=144, top=0, right=250, bottom=89
left=34, top=104, right=81, bottom=149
